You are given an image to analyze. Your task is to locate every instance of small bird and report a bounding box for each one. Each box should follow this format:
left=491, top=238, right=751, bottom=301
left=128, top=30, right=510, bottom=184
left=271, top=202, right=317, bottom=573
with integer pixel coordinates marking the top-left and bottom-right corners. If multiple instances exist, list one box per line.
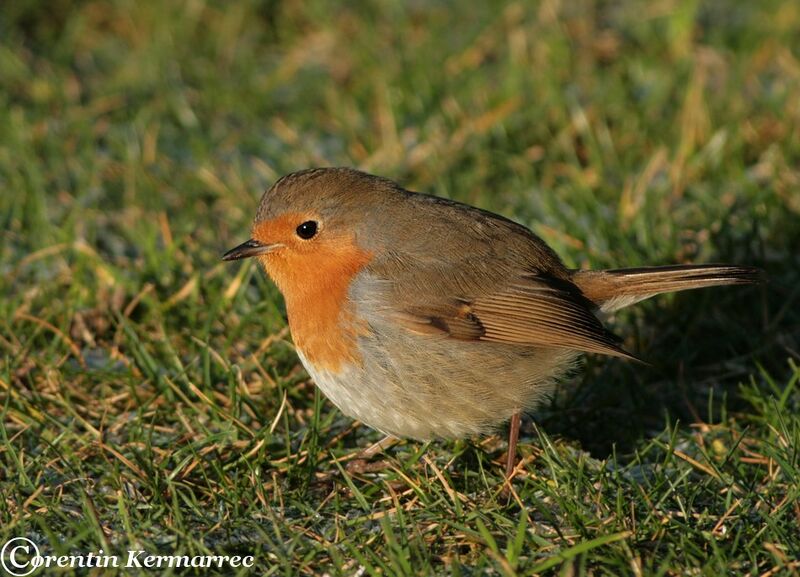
left=224, top=167, right=758, bottom=476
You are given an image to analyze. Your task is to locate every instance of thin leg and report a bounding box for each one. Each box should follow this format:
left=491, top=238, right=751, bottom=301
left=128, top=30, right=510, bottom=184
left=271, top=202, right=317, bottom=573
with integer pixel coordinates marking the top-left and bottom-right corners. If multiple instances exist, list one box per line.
left=360, top=435, right=398, bottom=459
left=345, top=435, right=398, bottom=474
left=505, top=411, right=521, bottom=479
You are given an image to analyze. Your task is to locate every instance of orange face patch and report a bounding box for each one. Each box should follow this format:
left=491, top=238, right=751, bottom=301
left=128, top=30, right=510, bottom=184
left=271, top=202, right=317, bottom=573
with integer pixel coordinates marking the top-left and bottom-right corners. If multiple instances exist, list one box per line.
left=252, top=213, right=373, bottom=373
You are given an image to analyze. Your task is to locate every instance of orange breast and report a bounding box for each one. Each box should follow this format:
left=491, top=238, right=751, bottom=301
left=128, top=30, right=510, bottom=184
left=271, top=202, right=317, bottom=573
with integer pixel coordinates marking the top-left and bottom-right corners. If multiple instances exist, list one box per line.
left=254, top=219, right=373, bottom=373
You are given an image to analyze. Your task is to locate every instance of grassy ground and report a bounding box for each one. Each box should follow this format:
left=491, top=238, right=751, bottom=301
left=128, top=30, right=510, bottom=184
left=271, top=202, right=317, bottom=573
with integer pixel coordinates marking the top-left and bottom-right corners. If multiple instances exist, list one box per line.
left=2, top=0, right=799, bottom=574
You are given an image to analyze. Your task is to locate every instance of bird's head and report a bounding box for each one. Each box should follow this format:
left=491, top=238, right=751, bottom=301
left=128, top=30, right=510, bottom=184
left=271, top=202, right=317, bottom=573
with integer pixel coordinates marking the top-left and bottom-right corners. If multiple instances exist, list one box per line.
left=223, top=167, right=401, bottom=297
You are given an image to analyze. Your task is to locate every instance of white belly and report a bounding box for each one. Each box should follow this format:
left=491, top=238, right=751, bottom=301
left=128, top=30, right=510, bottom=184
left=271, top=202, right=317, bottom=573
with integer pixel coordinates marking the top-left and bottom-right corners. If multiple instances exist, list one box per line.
left=295, top=349, right=435, bottom=439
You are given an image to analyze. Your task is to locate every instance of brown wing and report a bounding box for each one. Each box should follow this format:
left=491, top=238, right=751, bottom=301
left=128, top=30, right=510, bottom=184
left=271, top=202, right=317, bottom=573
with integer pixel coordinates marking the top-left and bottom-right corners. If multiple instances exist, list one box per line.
left=360, top=185, right=635, bottom=359
left=395, top=274, right=636, bottom=360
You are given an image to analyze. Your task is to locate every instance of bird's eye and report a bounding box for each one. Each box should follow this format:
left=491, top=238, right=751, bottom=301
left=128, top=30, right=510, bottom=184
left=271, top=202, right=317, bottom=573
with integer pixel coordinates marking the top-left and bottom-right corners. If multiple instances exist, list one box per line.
left=296, top=220, right=318, bottom=240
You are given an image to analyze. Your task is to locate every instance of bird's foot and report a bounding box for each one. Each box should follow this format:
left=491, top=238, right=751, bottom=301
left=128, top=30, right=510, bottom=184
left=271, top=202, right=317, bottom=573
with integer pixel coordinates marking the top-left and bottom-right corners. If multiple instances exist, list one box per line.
left=345, top=435, right=398, bottom=474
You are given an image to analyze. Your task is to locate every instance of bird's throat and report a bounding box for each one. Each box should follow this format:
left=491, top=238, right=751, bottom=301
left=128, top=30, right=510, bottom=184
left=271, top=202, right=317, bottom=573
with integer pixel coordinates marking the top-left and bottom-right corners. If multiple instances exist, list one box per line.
left=259, top=239, right=373, bottom=373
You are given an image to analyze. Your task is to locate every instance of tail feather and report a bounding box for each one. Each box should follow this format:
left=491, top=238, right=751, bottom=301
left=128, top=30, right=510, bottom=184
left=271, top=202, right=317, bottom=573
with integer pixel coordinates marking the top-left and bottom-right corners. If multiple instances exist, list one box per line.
left=572, top=264, right=761, bottom=313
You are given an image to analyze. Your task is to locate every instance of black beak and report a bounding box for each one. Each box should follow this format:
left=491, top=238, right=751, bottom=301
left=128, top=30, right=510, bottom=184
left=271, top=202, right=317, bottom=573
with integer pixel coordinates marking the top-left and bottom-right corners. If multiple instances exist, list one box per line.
left=222, top=239, right=277, bottom=261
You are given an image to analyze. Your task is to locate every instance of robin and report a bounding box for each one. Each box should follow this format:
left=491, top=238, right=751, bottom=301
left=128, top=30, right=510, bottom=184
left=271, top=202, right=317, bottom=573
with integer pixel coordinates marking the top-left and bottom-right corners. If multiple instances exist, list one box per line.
left=223, top=167, right=759, bottom=477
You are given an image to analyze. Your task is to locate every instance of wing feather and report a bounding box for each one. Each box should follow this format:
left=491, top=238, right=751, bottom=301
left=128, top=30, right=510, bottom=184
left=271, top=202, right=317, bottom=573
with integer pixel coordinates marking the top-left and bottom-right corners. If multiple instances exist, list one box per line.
left=394, top=275, right=636, bottom=360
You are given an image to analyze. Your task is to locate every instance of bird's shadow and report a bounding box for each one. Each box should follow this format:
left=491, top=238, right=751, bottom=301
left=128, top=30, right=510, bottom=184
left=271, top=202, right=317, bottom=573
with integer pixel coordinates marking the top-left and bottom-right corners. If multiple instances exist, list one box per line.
left=531, top=258, right=797, bottom=459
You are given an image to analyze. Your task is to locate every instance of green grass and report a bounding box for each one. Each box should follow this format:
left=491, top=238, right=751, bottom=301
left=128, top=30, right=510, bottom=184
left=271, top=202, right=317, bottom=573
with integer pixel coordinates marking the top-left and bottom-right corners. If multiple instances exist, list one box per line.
left=2, top=0, right=799, bottom=574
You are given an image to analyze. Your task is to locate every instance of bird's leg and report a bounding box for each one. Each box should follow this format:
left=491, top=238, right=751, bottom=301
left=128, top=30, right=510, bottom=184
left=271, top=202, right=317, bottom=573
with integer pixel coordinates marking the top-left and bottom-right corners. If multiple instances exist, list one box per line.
left=345, top=435, right=398, bottom=473
left=505, top=411, right=521, bottom=479
left=360, top=435, right=399, bottom=459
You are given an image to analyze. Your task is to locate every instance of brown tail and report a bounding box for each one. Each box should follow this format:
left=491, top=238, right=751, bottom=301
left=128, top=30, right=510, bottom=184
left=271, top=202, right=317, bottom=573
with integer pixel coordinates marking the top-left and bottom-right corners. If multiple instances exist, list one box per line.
left=572, top=264, right=761, bottom=313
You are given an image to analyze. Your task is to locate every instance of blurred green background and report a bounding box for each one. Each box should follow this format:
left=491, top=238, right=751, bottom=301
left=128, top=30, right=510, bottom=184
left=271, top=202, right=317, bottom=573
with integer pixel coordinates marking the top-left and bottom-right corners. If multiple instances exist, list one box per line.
left=1, top=0, right=799, bottom=574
